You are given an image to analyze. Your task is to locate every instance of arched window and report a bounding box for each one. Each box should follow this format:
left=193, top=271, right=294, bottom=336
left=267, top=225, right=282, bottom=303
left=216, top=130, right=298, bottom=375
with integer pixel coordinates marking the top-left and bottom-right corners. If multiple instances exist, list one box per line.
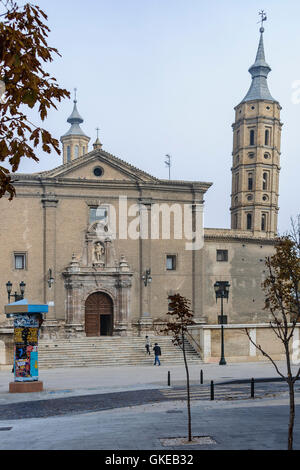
left=67, top=146, right=71, bottom=162
left=75, top=145, right=79, bottom=158
left=261, top=213, right=267, bottom=231
left=265, top=129, right=270, bottom=146
left=250, top=129, right=255, bottom=146
left=247, top=213, right=252, bottom=230
left=248, top=172, right=253, bottom=191
left=82, top=146, right=86, bottom=155
left=262, top=172, right=268, bottom=190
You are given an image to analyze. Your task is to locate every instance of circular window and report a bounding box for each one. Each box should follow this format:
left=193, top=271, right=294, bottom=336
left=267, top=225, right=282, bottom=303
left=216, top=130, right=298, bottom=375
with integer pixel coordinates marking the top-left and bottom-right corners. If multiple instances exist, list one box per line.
left=266, top=106, right=270, bottom=110
left=93, top=167, right=103, bottom=177
left=251, top=106, right=255, bottom=110
left=264, top=153, right=270, bottom=159
left=248, top=152, right=255, bottom=159
left=247, top=194, right=253, bottom=201
left=262, top=194, right=269, bottom=202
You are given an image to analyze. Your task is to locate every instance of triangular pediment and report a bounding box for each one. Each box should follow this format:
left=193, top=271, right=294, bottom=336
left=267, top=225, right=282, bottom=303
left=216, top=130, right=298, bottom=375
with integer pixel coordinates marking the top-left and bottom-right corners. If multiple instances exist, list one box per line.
left=38, top=149, right=158, bottom=182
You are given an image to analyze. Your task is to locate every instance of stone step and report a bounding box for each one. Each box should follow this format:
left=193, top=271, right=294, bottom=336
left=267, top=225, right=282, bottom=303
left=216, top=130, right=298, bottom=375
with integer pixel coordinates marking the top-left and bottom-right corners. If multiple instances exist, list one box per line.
left=38, top=336, right=202, bottom=368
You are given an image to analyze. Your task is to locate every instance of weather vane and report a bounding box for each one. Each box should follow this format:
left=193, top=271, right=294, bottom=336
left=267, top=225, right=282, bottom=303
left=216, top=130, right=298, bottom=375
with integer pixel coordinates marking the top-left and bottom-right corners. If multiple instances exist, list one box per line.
left=258, top=10, right=267, bottom=32
left=165, top=154, right=171, bottom=180
left=96, top=127, right=100, bottom=139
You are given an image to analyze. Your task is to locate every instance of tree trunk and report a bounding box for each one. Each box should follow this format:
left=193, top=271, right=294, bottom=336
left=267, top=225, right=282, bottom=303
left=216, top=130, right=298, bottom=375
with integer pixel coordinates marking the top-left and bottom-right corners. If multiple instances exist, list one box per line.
left=288, top=379, right=295, bottom=450
left=182, top=332, right=192, bottom=441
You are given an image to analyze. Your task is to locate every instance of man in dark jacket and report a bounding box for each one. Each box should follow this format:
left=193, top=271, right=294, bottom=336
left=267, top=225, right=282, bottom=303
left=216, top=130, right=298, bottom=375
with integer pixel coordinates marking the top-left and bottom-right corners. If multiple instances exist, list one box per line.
left=153, top=343, right=161, bottom=366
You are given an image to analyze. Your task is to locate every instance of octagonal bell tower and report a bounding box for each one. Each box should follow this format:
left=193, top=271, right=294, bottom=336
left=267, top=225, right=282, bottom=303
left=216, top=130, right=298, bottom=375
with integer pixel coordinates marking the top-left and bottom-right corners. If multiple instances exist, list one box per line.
left=60, top=90, right=90, bottom=164
left=230, top=20, right=283, bottom=237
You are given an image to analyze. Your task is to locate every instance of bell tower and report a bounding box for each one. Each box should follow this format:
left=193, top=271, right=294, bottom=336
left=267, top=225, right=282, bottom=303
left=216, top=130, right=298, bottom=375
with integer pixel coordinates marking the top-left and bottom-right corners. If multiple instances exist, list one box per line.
left=230, top=14, right=282, bottom=237
left=60, top=89, right=90, bottom=164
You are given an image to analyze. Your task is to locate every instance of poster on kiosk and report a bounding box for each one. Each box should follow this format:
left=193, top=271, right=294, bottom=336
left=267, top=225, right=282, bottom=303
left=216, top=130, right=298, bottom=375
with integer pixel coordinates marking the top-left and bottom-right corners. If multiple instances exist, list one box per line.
left=5, top=299, right=48, bottom=383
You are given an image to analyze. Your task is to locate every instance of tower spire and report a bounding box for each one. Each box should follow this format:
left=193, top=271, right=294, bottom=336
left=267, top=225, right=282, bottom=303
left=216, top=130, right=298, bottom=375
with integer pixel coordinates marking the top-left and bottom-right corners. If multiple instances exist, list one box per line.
left=241, top=11, right=276, bottom=103
left=60, top=89, right=90, bottom=163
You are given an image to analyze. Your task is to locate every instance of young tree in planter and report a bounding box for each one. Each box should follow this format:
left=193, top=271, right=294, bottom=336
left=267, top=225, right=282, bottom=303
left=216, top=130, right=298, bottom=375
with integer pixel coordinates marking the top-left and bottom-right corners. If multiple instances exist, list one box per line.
left=163, top=294, right=195, bottom=442
left=245, top=218, right=300, bottom=450
left=0, top=0, right=70, bottom=199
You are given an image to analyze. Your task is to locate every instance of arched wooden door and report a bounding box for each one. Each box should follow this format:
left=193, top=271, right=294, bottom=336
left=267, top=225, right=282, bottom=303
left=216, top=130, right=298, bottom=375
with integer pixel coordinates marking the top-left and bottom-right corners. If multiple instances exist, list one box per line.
left=85, top=292, right=113, bottom=337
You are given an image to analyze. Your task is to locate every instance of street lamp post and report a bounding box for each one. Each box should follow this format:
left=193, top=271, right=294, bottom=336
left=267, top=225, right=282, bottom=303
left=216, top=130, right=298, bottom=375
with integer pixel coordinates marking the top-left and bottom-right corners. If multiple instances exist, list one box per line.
left=6, top=281, right=26, bottom=303
left=214, top=281, right=230, bottom=365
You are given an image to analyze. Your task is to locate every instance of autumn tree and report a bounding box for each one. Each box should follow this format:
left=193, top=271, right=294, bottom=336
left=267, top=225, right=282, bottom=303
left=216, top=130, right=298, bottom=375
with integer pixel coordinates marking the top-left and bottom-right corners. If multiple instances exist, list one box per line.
left=245, top=216, right=300, bottom=450
left=0, top=0, right=69, bottom=199
left=163, top=294, right=195, bottom=442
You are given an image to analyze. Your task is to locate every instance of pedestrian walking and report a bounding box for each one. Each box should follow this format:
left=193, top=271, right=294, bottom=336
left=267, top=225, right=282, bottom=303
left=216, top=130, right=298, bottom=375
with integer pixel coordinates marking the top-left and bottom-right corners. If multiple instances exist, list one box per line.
left=153, top=343, right=161, bottom=366
left=145, top=335, right=151, bottom=355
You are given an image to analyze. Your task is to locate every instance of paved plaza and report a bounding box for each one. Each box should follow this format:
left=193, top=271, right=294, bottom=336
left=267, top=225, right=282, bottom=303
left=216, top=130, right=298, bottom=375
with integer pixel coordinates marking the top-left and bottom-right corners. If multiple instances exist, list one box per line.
left=0, top=361, right=300, bottom=450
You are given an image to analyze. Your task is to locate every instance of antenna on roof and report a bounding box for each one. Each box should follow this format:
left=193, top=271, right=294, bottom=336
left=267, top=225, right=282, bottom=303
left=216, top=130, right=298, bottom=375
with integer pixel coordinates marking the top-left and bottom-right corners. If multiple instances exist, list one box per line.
left=165, top=154, right=171, bottom=180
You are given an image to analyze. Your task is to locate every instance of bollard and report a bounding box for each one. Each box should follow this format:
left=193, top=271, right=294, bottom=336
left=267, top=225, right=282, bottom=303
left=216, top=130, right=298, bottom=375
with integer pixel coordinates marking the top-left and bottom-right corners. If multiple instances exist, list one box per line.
left=251, top=378, right=255, bottom=398
left=210, top=380, right=214, bottom=400
left=168, top=371, right=171, bottom=386
left=200, top=369, right=203, bottom=385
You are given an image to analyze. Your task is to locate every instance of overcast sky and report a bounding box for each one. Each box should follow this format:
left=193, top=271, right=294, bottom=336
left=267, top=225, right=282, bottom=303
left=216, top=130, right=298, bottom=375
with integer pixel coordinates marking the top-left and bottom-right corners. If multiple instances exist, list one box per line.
left=15, top=0, right=300, bottom=233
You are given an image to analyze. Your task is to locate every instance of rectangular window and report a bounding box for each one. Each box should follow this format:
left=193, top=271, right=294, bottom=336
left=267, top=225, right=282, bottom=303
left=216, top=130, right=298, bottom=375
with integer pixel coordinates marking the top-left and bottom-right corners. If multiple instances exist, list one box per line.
left=166, top=255, right=176, bottom=270
left=14, top=253, right=26, bottom=270
left=89, top=207, right=108, bottom=224
left=248, top=173, right=253, bottom=191
left=216, top=250, right=228, bottom=262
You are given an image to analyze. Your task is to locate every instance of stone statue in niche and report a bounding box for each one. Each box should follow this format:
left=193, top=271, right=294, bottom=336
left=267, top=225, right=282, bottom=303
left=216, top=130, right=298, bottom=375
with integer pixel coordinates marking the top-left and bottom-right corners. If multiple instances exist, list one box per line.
left=93, top=241, right=105, bottom=266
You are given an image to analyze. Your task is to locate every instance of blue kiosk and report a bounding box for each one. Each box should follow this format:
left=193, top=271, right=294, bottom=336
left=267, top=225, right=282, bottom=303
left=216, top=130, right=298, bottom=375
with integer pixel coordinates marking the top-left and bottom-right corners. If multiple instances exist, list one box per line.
left=5, top=299, right=48, bottom=393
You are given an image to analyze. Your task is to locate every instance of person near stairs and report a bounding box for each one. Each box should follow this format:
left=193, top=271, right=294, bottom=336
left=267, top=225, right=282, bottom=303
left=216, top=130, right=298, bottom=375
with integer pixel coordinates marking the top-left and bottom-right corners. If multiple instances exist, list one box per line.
left=153, top=343, right=161, bottom=366
left=145, top=336, right=151, bottom=355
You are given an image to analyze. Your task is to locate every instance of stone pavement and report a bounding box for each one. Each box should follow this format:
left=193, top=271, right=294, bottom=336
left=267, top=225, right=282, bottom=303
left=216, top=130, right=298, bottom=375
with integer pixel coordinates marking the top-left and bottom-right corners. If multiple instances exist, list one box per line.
left=0, top=360, right=298, bottom=404
left=0, top=361, right=300, bottom=450
left=0, top=393, right=299, bottom=450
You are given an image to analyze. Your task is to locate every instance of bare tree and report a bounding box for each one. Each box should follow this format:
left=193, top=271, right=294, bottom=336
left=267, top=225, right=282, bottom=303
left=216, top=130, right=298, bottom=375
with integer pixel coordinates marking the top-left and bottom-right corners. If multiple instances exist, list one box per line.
left=162, top=294, right=195, bottom=442
left=245, top=217, right=300, bottom=450
left=0, top=0, right=70, bottom=199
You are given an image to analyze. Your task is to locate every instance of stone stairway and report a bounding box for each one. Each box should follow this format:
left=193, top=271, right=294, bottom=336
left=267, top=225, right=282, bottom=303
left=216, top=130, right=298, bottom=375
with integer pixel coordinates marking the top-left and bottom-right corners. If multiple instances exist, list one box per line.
left=38, top=335, right=202, bottom=368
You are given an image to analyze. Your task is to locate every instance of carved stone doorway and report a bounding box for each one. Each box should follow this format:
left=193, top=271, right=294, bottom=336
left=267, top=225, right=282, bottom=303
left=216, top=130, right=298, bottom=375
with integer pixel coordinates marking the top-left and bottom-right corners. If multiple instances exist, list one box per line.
left=85, top=292, right=113, bottom=337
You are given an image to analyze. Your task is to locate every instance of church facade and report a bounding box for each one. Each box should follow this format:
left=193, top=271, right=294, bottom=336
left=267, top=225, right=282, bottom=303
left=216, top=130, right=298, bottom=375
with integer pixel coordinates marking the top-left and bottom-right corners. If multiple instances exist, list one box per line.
left=0, top=26, right=283, bottom=350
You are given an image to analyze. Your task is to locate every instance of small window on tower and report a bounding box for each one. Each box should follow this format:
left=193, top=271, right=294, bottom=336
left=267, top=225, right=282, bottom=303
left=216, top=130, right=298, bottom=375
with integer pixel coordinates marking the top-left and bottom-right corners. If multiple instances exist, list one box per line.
left=235, top=172, right=239, bottom=192
left=248, top=173, right=253, bottom=191
left=262, top=172, right=268, bottom=190
left=261, top=213, right=267, bottom=231
left=67, top=146, right=71, bottom=162
left=247, top=213, right=252, bottom=230
left=75, top=145, right=79, bottom=158
left=234, top=214, right=238, bottom=229
left=250, top=129, right=255, bottom=146
left=265, top=129, right=270, bottom=146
